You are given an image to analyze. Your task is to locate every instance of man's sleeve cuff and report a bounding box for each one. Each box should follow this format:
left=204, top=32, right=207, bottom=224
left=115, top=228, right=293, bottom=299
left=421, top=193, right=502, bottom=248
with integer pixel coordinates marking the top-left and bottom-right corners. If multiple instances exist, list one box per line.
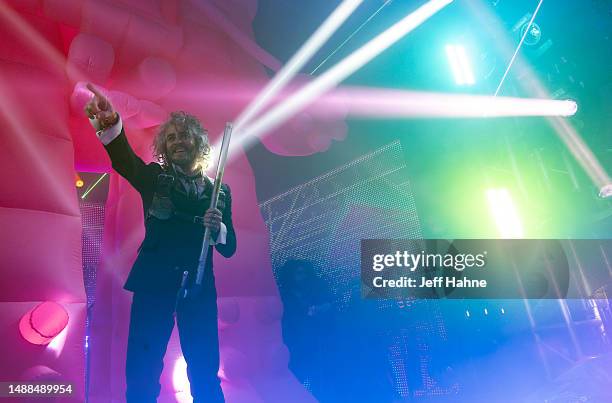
left=211, top=223, right=227, bottom=245
left=91, top=116, right=123, bottom=145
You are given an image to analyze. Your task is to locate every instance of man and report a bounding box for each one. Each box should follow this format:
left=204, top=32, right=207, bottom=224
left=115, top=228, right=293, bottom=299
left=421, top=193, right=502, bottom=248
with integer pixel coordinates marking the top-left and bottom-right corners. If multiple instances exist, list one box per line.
left=277, top=260, right=335, bottom=401
left=85, top=83, right=236, bottom=402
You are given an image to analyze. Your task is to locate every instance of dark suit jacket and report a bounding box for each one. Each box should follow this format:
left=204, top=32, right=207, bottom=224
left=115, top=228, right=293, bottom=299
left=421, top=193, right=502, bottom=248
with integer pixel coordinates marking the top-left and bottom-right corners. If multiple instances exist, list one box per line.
left=104, top=130, right=236, bottom=294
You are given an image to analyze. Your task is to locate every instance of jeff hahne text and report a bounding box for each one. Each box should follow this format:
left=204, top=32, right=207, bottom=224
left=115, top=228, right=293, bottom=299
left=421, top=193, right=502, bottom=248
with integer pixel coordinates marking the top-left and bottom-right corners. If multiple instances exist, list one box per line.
left=371, top=251, right=488, bottom=289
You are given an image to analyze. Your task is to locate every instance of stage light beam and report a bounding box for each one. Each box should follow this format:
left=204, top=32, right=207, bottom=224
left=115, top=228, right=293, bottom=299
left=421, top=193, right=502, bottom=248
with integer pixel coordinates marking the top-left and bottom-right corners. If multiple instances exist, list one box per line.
left=446, top=45, right=465, bottom=85
left=446, top=44, right=475, bottom=85
left=0, top=1, right=80, bottom=79
left=232, top=0, right=455, bottom=153
left=81, top=173, right=108, bottom=200
left=494, top=0, right=544, bottom=96
left=465, top=0, right=611, bottom=194
left=0, top=77, right=78, bottom=211
left=486, top=188, right=524, bottom=238
left=455, top=45, right=475, bottom=85
left=311, top=0, right=393, bottom=74
left=232, top=0, right=363, bottom=134
left=317, top=86, right=577, bottom=118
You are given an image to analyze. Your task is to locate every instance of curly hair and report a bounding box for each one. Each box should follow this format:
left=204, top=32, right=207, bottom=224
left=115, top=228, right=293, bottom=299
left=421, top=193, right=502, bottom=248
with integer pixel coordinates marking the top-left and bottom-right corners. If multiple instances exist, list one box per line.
left=152, top=111, right=212, bottom=170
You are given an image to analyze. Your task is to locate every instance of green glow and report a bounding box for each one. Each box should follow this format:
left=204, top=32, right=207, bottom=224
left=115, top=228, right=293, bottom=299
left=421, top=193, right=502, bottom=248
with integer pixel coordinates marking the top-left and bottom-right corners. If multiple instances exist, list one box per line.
left=486, top=188, right=524, bottom=238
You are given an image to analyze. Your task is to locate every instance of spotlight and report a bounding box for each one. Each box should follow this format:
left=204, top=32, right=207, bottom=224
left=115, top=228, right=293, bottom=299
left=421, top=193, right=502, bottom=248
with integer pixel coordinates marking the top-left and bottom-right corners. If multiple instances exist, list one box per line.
left=19, top=302, right=69, bottom=345
left=599, top=184, right=612, bottom=198
left=485, top=188, right=524, bottom=238
left=75, top=179, right=84, bottom=188
left=445, top=44, right=475, bottom=85
left=565, top=98, right=578, bottom=115
left=520, top=21, right=542, bottom=46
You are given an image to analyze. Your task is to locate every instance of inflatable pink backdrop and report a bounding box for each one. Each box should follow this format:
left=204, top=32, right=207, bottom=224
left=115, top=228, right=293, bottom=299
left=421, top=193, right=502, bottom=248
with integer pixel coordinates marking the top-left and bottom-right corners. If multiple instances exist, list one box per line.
left=0, top=0, right=347, bottom=401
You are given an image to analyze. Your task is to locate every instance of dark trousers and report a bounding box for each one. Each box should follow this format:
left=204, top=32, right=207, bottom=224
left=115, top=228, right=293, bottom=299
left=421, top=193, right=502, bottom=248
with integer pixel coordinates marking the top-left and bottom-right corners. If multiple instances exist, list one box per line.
left=125, top=291, right=224, bottom=403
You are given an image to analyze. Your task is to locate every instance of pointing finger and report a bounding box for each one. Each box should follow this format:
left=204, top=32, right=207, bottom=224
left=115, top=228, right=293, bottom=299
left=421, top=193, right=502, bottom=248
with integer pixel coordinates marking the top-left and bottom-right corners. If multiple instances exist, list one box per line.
left=86, top=83, right=103, bottom=98
left=86, top=83, right=108, bottom=110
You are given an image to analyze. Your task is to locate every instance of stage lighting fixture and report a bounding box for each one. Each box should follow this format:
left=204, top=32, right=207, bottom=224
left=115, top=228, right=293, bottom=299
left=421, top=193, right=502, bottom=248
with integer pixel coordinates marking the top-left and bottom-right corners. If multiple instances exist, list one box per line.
left=76, top=179, right=84, bottom=188
left=19, top=301, right=69, bottom=345
left=513, top=12, right=544, bottom=47
left=445, top=44, right=475, bottom=85
left=514, top=12, right=551, bottom=59
left=467, top=0, right=611, bottom=190
left=495, top=0, right=544, bottom=96
left=599, top=184, right=612, bottom=198
left=486, top=188, right=524, bottom=238
left=520, top=21, right=542, bottom=46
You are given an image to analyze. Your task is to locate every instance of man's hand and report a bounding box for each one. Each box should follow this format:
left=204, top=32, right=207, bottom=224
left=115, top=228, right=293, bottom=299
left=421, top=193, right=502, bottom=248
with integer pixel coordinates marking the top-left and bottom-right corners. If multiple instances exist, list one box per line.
left=203, top=208, right=223, bottom=236
left=84, top=83, right=118, bottom=129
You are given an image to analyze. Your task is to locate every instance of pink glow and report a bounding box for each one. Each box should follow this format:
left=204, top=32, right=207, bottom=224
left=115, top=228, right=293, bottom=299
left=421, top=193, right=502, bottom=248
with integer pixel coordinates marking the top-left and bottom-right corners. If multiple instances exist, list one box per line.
left=0, top=1, right=317, bottom=401
left=172, top=356, right=191, bottom=400
left=19, top=302, right=69, bottom=345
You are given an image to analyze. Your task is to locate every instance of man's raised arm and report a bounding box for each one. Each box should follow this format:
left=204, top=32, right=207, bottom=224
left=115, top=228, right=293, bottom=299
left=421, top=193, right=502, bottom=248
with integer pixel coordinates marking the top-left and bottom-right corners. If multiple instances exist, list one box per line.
left=85, top=83, right=156, bottom=193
